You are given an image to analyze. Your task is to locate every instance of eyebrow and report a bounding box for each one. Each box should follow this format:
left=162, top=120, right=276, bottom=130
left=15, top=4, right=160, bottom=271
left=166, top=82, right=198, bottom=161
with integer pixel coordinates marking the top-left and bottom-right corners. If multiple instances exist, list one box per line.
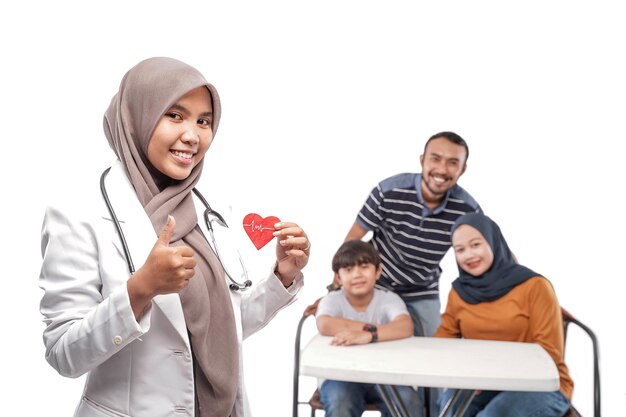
left=453, top=237, right=483, bottom=248
left=168, top=103, right=213, bottom=119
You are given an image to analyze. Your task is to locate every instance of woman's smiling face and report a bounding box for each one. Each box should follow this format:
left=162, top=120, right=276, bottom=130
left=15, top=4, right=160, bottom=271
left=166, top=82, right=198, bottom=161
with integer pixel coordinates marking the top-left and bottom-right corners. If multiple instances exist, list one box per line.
left=147, top=86, right=214, bottom=181
left=452, top=224, right=494, bottom=277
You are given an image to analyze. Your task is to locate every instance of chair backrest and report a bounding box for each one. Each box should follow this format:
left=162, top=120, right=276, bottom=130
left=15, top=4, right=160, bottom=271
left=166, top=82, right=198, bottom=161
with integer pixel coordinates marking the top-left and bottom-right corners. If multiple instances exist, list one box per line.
left=561, top=307, right=601, bottom=417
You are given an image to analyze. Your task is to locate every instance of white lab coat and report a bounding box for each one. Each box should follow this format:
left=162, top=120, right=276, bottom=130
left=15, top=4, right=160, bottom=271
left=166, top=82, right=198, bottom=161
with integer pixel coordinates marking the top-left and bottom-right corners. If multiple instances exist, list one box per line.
left=39, top=161, right=303, bottom=417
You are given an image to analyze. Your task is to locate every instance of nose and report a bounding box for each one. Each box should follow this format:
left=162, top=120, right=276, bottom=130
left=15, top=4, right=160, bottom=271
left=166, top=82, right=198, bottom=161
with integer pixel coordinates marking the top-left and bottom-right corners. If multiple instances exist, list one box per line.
left=432, top=158, right=446, bottom=172
left=456, top=250, right=470, bottom=264
left=181, top=123, right=200, bottom=145
left=350, top=266, right=363, bottom=277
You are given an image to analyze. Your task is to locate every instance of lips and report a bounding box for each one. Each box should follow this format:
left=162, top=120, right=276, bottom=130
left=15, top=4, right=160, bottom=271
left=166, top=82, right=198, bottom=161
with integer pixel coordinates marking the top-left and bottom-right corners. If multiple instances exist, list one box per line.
left=430, top=173, right=450, bottom=184
left=466, top=261, right=481, bottom=270
left=350, top=280, right=368, bottom=288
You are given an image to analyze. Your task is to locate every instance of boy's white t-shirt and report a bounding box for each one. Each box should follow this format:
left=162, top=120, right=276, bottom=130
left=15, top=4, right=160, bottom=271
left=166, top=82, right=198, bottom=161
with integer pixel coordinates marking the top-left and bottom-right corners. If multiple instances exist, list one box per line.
left=314, top=287, right=410, bottom=387
left=316, top=287, right=409, bottom=325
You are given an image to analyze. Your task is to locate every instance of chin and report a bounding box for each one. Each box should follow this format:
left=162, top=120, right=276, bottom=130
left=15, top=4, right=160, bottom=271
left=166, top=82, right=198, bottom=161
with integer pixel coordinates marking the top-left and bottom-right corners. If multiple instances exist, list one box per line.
left=462, top=268, right=481, bottom=277
left=168, top=170, right=193, bottom=180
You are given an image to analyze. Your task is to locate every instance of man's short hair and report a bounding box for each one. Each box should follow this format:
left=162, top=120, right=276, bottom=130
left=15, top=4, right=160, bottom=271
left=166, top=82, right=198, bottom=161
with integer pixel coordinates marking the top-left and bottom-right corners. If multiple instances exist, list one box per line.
left=332, top=240, right=382, bottom=273
left=424, top=131, right=469, bottom=163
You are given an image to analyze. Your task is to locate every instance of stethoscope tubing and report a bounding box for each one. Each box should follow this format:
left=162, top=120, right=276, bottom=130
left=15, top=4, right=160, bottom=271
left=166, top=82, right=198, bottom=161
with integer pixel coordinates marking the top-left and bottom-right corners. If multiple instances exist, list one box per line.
left=101, top=167, right=136, bottom=274
left=100, top=168, right=251, bottom=291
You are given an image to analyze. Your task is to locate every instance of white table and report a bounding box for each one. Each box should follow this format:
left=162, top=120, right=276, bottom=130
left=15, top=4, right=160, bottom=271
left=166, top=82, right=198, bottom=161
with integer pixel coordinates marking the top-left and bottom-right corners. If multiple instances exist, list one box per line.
left=300, top=335, right=559, bottom=417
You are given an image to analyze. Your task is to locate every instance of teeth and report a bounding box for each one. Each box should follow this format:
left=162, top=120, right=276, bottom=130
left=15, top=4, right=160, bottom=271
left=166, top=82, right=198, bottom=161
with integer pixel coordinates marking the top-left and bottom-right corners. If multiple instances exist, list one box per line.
left=433, top=176, right=445, bottom=183
left=173, top=150, right=193, bottom=159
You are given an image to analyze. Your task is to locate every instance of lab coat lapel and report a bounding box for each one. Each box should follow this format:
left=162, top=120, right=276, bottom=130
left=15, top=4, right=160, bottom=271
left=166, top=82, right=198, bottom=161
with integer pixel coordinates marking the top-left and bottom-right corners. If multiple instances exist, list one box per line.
left=102, top=162, right=191, bottom=350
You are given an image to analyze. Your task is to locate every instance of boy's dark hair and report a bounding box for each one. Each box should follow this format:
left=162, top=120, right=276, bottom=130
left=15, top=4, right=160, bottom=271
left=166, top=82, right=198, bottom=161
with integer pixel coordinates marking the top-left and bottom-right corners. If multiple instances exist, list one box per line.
left=424, top=131, right=469, bottom=163
left=332, top=240, right=382, bottom=273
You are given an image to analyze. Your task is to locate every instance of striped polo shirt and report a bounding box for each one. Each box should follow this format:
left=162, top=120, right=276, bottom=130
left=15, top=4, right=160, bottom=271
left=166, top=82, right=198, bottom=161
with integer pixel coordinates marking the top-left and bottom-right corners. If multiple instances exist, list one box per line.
left=357, top=173, right=481, bottom=301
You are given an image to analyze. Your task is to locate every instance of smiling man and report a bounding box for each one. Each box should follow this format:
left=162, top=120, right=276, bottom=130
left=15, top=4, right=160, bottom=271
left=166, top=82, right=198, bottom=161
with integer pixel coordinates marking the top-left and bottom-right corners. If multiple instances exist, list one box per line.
left=340, top=131, right=481, bottom=338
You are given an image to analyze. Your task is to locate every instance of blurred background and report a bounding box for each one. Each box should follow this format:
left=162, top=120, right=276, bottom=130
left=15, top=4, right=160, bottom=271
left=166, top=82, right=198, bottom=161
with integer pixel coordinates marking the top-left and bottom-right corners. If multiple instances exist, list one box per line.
left=1, top=1, right=622, bottom=415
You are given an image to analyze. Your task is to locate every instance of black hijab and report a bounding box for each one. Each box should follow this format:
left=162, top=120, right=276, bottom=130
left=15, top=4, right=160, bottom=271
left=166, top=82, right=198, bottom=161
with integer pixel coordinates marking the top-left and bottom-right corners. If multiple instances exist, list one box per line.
left=451, top=213, right=540, bottom=304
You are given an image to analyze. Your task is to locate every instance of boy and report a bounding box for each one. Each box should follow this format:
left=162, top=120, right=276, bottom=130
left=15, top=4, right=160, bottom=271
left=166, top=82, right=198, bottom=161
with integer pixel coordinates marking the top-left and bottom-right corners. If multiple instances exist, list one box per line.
left=315, top=240, right=423, bottom=417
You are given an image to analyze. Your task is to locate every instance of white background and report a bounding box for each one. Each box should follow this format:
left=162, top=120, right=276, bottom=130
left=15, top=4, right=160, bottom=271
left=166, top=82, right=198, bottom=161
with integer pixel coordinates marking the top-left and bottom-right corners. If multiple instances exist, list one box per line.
left=1, top=1, right=623, bottom=416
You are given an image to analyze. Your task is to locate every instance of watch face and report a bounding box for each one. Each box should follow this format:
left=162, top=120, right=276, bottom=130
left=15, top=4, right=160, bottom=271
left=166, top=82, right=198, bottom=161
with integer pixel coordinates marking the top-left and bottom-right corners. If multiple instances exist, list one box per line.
left=362, top=324, right=377, bottom=332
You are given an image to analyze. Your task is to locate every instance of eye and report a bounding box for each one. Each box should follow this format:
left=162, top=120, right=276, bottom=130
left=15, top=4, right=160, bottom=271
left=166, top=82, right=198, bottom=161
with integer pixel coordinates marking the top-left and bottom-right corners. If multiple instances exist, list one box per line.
left=198, top=118, right=212, bottom=127
left=165, top=112, right=182, bottom=121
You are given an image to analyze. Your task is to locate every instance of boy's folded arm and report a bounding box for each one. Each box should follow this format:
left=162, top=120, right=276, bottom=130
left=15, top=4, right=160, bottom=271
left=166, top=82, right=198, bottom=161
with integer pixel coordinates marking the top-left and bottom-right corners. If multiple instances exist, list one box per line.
left=376, top=313, right=413, bottom=342
left=316, top=313, right=413, bottom=342
left=316, top=315, right=366, bottom=336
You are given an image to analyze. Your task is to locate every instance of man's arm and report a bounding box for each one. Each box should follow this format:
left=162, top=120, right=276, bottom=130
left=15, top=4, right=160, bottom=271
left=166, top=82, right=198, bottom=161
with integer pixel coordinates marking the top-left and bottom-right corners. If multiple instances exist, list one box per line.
left=344, top=221, right=368, bottom=242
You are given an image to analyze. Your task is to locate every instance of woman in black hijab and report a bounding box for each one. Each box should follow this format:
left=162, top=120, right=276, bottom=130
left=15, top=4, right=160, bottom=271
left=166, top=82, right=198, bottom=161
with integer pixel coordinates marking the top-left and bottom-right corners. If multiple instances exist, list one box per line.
left=434, top=213, right=572, bottom=417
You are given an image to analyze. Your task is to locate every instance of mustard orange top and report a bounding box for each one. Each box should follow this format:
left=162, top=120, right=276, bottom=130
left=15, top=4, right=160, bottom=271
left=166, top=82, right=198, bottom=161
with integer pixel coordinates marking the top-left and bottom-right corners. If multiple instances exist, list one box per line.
left=435, top=276, right=573, bottom=399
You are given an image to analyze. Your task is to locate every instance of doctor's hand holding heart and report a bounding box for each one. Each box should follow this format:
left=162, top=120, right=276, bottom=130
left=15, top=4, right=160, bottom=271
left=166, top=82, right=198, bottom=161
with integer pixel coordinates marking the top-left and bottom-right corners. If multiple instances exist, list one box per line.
left=273, top=220, right=311, bottom=286
left=39, top=57, right=310, bottom=417
left=243, top=212, right=311, bottom=288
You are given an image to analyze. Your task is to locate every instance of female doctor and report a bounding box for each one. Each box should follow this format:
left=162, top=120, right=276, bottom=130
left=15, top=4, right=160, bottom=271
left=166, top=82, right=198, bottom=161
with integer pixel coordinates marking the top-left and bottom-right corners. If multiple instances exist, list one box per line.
left=39, top=57, right=310, bottom=417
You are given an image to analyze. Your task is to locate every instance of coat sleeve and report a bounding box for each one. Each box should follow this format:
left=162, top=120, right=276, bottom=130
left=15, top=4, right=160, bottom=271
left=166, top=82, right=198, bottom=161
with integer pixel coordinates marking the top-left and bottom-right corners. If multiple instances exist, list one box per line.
left=239, top=267, right=303, bottom=340
left=39, top=204, right=149, bottom=378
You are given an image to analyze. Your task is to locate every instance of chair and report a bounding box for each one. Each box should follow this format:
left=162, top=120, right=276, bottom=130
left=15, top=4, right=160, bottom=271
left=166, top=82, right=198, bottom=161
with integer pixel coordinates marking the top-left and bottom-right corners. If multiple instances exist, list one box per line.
left=292, top=306, right=381, bottom=417
left=561, top=308, right=601, bottom=417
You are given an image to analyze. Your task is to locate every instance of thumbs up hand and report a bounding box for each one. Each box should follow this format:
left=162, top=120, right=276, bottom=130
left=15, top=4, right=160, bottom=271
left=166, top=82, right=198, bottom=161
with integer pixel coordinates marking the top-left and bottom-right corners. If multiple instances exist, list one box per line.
left=128, top=216, right=196, bottom=319
left=144, top=215, right=197, bottom=294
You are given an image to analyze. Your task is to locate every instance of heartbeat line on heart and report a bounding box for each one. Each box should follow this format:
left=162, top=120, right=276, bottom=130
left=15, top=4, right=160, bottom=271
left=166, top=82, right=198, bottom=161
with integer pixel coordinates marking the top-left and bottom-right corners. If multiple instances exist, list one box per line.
left=243, top=220, right=276, bottom=232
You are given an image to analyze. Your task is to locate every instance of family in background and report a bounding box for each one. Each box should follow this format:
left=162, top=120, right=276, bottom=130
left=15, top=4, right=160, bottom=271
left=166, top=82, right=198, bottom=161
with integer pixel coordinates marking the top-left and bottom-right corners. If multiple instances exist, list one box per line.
left=312, top=132, right=573, bottom=417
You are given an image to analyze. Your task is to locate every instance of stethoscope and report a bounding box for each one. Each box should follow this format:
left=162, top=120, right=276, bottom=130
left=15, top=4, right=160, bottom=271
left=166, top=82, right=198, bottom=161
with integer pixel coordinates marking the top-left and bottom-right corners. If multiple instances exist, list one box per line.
left=100, top=167, right=252, bottom=291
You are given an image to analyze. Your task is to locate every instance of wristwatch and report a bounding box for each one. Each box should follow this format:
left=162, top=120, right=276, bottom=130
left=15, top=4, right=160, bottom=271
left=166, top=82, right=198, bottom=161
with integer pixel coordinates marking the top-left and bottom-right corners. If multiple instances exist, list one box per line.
left=362, top=323, right=378, bottom=343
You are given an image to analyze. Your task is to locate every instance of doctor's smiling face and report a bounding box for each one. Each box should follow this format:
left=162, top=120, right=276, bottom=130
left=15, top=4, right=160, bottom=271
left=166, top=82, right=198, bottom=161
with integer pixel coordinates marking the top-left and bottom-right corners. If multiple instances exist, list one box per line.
left=147, top=86, right=214, bottom=180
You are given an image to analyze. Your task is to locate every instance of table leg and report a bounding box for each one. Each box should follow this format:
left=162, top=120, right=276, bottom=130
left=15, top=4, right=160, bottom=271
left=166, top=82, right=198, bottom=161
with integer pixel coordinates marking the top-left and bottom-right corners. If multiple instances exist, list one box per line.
left=377, top=384, right=405, bottom=417
left=438, top=389, right=477, bottom=417
left=389, top=385, right=412, bottom=417
left=451, top=390, right=476, bottom=417
left=439, top=389, right=462, bottom=417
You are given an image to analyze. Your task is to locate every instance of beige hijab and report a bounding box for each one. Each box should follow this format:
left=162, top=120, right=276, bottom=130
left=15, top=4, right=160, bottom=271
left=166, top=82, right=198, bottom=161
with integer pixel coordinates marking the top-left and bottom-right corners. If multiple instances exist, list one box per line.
left=103, top=57, right=238, bottom=417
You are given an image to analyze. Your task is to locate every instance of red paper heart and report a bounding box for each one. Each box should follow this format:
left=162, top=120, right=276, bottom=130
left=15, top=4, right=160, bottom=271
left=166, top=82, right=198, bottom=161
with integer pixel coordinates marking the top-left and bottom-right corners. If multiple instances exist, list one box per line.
left=242, top=213, right=281, bottom=250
